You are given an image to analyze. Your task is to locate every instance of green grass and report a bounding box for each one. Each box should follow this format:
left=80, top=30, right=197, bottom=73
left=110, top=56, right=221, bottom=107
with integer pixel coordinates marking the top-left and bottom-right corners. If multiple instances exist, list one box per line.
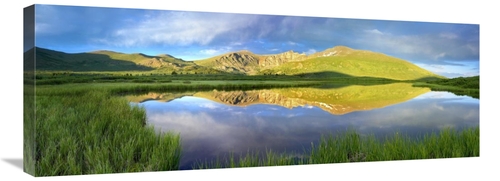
left=34, top=80, right=323, bottom=97
left=30, top=71, right=339, bottom=85
left=426, top=76, right=479, bottom=89
left=24, top=85, right=36, bottom=175
left=413, top=76, right=479, bottom=99
left=194, top=127, right=479, bottom=169
left=194, top=150, right=308, bottom=169
left=259, top=49, right=445, bottom=80
left=311, top=127, right=479, bottom=163
left=31, top=89, right=181, bottom=176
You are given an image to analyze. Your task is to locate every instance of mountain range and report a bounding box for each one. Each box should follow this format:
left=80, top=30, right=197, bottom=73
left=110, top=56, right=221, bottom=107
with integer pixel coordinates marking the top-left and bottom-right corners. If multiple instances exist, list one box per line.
left=25, top=46, right=445, bottom=80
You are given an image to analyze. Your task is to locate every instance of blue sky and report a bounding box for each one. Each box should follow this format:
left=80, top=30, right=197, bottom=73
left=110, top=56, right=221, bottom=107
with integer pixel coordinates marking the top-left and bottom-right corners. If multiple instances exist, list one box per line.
left=33, top=4, right=479, bottom=78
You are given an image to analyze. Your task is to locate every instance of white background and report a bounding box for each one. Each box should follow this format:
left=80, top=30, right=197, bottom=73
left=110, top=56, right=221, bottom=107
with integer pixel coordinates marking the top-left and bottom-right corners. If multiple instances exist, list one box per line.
left=1, top=0, right=498, bottom=180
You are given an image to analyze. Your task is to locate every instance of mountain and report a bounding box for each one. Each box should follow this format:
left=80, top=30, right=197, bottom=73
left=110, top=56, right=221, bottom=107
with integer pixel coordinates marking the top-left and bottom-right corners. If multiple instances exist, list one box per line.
left=28, top=47, right=216, bottom=72
left=28, top=46, right=445, bottom=80
left=258, top=46, right=445, bottom=80
left=23, top=47, right=36, bottom=71
left=277, top=46, right=445, bottom=80
left=194, top=49, right=309, bottom=74
left=193, top=46, right=444, bottom=80
left=195, top=50, right=261, bottom=74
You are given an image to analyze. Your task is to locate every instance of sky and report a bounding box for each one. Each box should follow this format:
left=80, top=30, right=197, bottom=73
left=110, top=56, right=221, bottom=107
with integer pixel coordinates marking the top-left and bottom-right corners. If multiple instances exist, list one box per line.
left=32, top=4, right=480, bottom=78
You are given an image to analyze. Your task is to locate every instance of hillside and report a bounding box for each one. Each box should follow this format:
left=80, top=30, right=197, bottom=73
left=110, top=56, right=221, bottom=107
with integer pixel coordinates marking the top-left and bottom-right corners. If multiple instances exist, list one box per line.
left=193, top=46, right=444, bottom=80
left=195, top=50, right=261, bottom=74
left=194, top=50, right=309, bottom=74
left=27, top=46, right=446, bottom=80
left=258, top=46, right=445, bottom=80
left=28, top=47, right=219, bottom=73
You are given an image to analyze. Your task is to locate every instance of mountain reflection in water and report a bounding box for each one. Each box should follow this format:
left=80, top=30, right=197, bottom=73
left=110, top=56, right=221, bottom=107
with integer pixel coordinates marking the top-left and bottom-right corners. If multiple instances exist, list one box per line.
left=126, top=83, right=479, bottom=170
left=126, top=83, right=432, bottom=115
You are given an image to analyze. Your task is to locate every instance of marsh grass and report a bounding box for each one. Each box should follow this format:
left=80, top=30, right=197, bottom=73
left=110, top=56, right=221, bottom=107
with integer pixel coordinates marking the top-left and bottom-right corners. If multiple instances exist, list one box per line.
left=32, top=71, right=402, bottom=86
left=23, top=86, right=36, bottom=175
left=34, top=81, right=323, bottom=97
left=194, top=150, right=308, bottom=169
left=413, top=82, right=479, bottom=99
left=312, top=128, right=478, bottom=163
left=195, top=127, right=479, bottom=169
left=33, top=90, right=181, bottom=176
left=413, top=76, right=479, bottom=99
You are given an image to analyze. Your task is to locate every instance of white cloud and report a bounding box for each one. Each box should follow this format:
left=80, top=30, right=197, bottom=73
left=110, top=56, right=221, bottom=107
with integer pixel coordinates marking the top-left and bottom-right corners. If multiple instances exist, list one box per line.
left=102, top=11, right=260, bottom=47
left=304, top=49, right=317, bottom=55
left=199, top=49, right=219, bottom=55
left=199, top=47, right=232, bottom=56
left=357, top=29, right=479, bottom=63
left=303, top=105, right=314, bottom=109
left=147, top=112, right=237, bottom=151
left=364, top=29, right=384, bottom=35
left=465, top=43, right=479, bottom=54
left=434, top=52, right=447, bottom=60
left=230, top=42, right=243, bottom=46
left=34, top=5, right=73, bottom=35
left=254, top=40, right=265, bottom=44
left=429, top=64, right=444, bottom=70
left=198, top=103, right=220, bottom=109
left=415, top=62, right=479, bottom=78
left=439, top=32, right=458, bottom=39
left=34, top=23, right=51, bottom=34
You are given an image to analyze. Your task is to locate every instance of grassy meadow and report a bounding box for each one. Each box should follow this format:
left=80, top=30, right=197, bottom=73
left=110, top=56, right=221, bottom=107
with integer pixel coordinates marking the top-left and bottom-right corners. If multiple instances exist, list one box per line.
left=413, top=76, right=479, bottom=98
left=27, top=86, right=182, bottom=176
left=195, top=127, right=479, bottom=169
left=24, top=71, right=480, bottom=176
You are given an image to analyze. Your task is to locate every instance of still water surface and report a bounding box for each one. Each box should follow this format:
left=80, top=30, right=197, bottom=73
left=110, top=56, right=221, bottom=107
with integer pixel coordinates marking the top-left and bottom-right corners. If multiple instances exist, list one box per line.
left=127, top=83, right=479, bottom=169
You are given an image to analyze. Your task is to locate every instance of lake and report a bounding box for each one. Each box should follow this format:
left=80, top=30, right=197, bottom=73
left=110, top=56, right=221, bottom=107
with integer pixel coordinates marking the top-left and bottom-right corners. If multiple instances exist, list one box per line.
left=126, top=83, right=479, bottom=169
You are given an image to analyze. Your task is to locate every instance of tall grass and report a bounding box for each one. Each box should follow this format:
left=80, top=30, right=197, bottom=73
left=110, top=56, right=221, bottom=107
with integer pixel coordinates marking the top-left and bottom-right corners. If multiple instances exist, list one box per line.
left=195, top=127, right=479, bottom=169
left=311, top=127, right=479, bottom=163
left=33, top=90, right=181, bottom=176
left=194, top=150, right=308, bottom=169
left=24, top=85, right=36, bottom=175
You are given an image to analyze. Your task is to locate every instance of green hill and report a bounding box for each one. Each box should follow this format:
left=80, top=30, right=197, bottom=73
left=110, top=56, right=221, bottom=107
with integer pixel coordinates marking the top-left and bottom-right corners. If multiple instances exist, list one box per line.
left=258, top=46, right=445, bottom=80
left=28, top=47, right=218, bottom=73
left=193, top=46, right=444, bottom=80
left=27, top=46, right=446, bottom=80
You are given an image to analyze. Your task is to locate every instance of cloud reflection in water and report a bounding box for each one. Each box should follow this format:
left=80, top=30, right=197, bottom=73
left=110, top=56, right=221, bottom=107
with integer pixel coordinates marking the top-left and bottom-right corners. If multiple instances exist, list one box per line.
left=138, top=91, right=478, bottom=169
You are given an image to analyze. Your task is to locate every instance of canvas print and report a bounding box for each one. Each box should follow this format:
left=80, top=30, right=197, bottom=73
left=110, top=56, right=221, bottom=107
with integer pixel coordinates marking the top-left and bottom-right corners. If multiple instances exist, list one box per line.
left=23, top=4, right=480, bottom=177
